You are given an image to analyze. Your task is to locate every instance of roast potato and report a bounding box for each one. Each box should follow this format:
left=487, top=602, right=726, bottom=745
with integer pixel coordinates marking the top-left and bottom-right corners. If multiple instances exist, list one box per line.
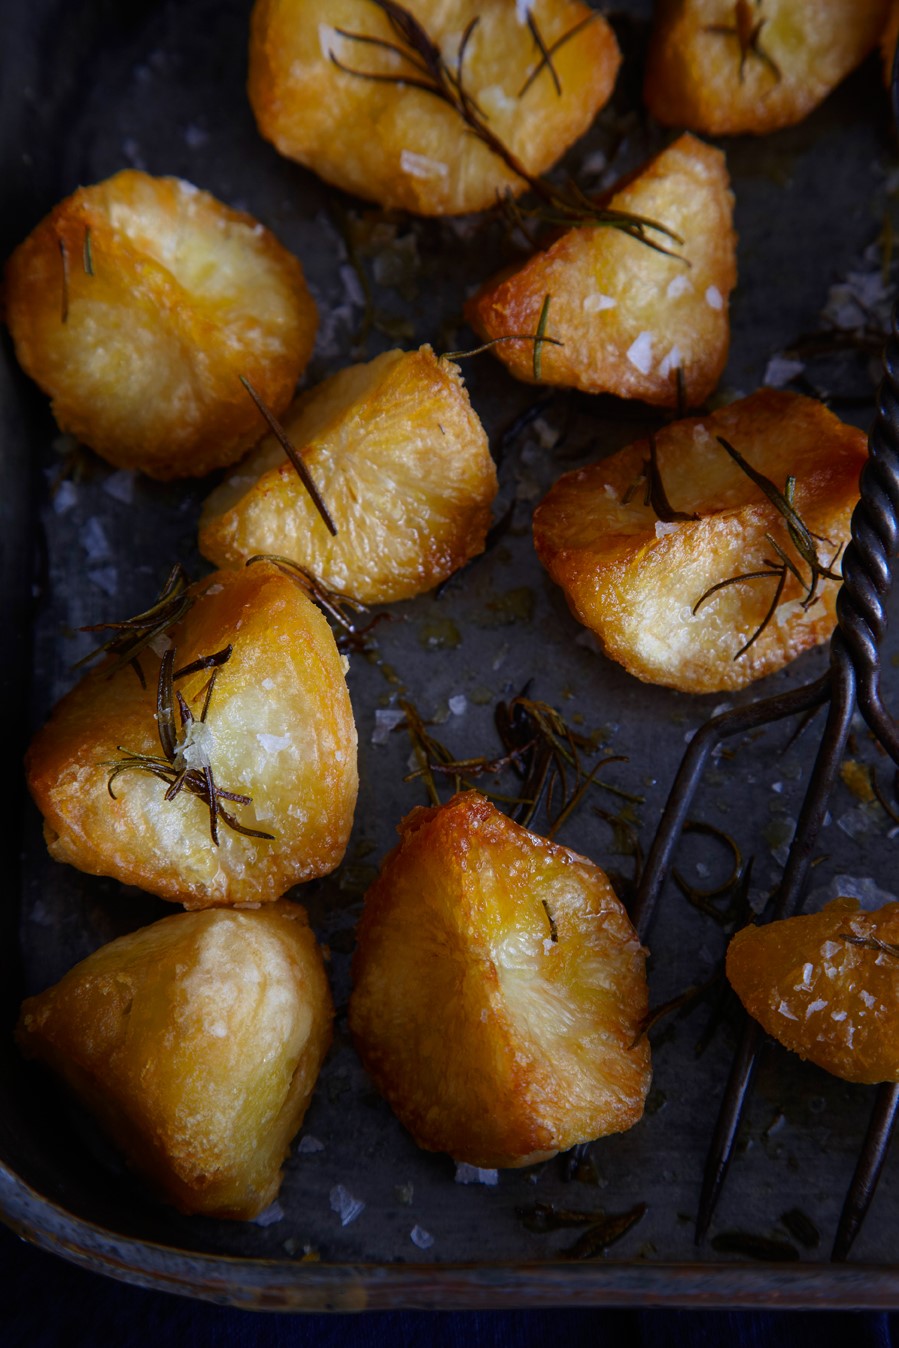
left=17, top=902, right=333, bottom=1218
left=4, top=171, right=317, bottom=479
left=349, top=791, right=650, bottom=1168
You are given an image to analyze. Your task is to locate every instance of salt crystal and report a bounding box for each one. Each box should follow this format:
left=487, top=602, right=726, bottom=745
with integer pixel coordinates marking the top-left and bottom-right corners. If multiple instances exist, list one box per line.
left=654, top=521, right=679, bottom=538
left=515, top=0, right=533, bottom=22
left=705, top=285, right=723, bottom=311
left=454, top=1163, right=499, bottom=1186
left=253, top=1202, right=284, bottom=1227
left=410, top=1225, right=434, bottom=1250
left=626, top=331, right=654, bottom=375
left=764, top=355, right=805, bottom=389
left=257, top=732, right=292, bottom=754
left=261, top=678, right=275, bottom=690
left=582, top=292, right=617, bottom=314
left=102, top=470, right=135, bottom=505
left=330, top=1185, right=365, bottom=1226
left=806, top=999, right=827, bottom=1015
left=81, top=517, right=110, bottom=561
left=667, top=274, right=691, bottom=300
left=178, top=720, right=215, bottom=771
left=777, top=1000, right=798, bottom=1021
left=832, top=1010, right=847, bottom=1022
left=297, top=1135, right=325, bottom=1154
left=373, top=708, right=405, bottom=745
left=52, top=481, right=78, bottom=515
left=400, top=150, right=448, bottom=179
left=658, top=345, right=682, bottom=380
left=449, top=694, right=467, bottom=716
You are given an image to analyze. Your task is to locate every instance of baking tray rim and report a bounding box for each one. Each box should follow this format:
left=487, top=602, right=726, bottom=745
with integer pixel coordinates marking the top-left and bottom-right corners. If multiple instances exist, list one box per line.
left=4, top=1161, right=899, bottom=1311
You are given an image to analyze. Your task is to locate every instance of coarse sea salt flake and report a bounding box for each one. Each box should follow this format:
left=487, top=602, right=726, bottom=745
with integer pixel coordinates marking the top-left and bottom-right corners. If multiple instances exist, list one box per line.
left=667, top=274, right=691, bottom=300
left=297, top=1135, right=325, bottom=1154
left=400, top=149, right=448, bottom=179
left=373, top=708, right=405, bottom=745
left=658, top=345, right=682, bottom=379
left=330, top=1185, right=365, bottom=1226
left=410, top=1225, right=434, bottom=1250
left=626, top=331, right=654, bottom=375
left=257, top=732, right=292, bottom=754
left=655, top=521, right=680, bottom=538
left=455, top=1163, right=499, bottom=1186
left=705, top=285, right=724, bottom=310
left=583, top=292, right=617, bottom=314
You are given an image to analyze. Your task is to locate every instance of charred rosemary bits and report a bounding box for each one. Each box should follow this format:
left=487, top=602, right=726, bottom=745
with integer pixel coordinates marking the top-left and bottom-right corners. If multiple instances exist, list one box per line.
left=26, top=563, right=358, bottom=908
left=532, top=390, right=866, bottom=694
left=4, top=171, right=317, bottom=479
left=465, top=135, right=736, bottom=407
left=17, top=902, right=333, bottom=1218
left=248, top=0, right=620, bottom=216
left=645, top=0, right=889, bottom=136
left=349, top=792, right=650, bottom=1168
left=199, top=346, right=497, bottom=604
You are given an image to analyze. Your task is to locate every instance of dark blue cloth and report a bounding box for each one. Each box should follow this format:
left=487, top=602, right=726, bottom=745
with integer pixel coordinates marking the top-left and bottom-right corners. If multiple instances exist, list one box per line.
left=1, top=1223, right=895, bottom=1348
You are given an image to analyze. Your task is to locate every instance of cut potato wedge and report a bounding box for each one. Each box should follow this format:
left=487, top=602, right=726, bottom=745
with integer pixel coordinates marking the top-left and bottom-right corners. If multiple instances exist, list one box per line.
left=4, top=171, right=317, bottom=479
left=350, top=792, right=650, bottom=1168
left=247, top=0, right=620, bottom=215
left=26, top=562, right=358, bottom=908
left=199, top=346, right=498, bottom=604
left=17, top=902, right=333, bottom=1218
left=465, top=134, right=736, bottom=407
left=727, top=900, right=899, bottom=1085
left=532, top=390, right=866, bottom=693
left=645, top=0, right=889, bottom=135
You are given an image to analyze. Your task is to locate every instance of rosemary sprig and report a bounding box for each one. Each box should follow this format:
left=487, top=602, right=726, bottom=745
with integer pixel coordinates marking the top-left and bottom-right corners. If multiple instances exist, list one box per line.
left=644, top=432, right=699, bottom=524
left=837, top=931, right=899, bottom=960
left=83, top=226, right=94, bottom=276
left=239, top=376, right=337, bottom=537
left=329, top=1, right=683, bottom=258
left=76, top=562, right=195, bottom=686
left=245, top=554, right=386, bottom=651
left=704, top=0, right=781, bottom=84
left=105, top=646, right=274, bottom=846
left=533, top=294, right=552, bottom=380
left=518, top=12, right=596, bottom=98
left=692, top=436, right=842, bottom=659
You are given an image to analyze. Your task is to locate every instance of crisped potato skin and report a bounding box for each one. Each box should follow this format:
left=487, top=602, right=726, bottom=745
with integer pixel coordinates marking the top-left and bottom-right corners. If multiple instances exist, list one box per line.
left=533, top=390, right=866, bottom=693
left=248, top=0, right=619, bottom=215
left=350, top=792, right=650, bottom=1168
left=727, top=900, right=899, bottom=1085
left=465, top=135, right=736, bottom=406
left=4, top=171, right=317, bottom=479
left=17, top=903, right=333, bottom=1218
left=645, top=0, right=889, bottom=135
left=199, top=346, right=498, bottom=603
left=26, top=563, right=358, bottom=908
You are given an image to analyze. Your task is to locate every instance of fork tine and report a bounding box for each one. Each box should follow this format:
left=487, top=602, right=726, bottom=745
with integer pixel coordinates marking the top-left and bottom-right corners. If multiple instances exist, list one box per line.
left=694, top=642, right=856, bottom=1242
left=832, top=1082, right=899, bottom=1262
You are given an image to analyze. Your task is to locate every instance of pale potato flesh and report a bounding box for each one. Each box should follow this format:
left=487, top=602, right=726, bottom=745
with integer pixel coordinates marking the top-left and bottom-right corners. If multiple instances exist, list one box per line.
left=533, top=390, right=867, bottom=693
left=26, top=563, right=358, bottom=907
left=465, top=135, right=736, bottom=407
left=727, top=900, right=899, bottom=1085
left=16, top=903, right=333, bottom=1218
left=248, top=0, right=620, bottom=215
left=4, top=171, right=317, bottom=479
left=645, top=0, right=890, bottom=135
left=199, top=346, right=498, bottom=603
left=350, top=792, right=650, bottom=1168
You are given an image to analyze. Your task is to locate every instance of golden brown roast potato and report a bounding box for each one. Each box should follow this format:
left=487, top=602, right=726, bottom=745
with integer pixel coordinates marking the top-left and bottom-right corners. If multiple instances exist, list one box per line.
left=26, top=562, right=358, bottom=908
left=17, top=902, right=333, bottom=1218
left=727, top=900, right=899, bottom=1085
left=644, top=0, right=889, bottom=136
left=4, top=171, right=317, bottom=479
left=465, top=134, right=736, bottom=407
left=532, top=390, right=866, bottom=693
left=199, top=346, right=498, bottom=604
left=247, top=0, right=620, bottom=215
left=349, top=792, right=650, bottom=1168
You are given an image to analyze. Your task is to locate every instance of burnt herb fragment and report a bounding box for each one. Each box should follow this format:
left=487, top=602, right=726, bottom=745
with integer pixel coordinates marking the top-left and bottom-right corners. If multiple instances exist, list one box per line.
left=644, top=432, right=699, bottom=524
left=330, top=1, right=682, bottom=258
left=692, top=436, right=842, bottom=660
left=83, top=227, right=94, bottom=276
left=104, top=645, right=275, bottom=846
left=565, top=1203, right=647, bottom=1259
left=239, top=375, right=337, bottom=537
left=77, top=562, right=195, bottom=687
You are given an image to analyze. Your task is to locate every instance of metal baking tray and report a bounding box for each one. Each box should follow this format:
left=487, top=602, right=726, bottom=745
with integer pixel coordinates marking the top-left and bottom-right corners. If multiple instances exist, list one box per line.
left=4, top=0, right=899, bottom=1310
